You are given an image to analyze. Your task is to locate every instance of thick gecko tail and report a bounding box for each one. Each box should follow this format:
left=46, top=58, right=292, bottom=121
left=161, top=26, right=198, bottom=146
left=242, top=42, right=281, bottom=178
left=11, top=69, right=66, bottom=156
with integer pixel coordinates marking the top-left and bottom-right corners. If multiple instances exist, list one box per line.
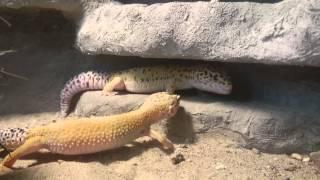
left=0, top=128, right=27, bottom=150
left=60, top=71, right=109, bottom=117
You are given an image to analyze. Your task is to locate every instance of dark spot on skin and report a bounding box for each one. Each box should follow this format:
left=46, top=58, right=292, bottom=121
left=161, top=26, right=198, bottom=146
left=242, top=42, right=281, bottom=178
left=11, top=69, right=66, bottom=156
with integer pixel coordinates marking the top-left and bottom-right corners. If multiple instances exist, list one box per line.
left=86, top=82, right=89, bottom=88
left=10, top=129, right=15, bottom=133
left=77, top=80, right=81, bottom=83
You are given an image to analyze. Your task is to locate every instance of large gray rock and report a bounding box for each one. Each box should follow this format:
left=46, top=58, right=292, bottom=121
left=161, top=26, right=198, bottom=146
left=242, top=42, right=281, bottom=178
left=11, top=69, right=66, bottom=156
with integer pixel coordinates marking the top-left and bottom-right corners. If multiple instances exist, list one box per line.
left=75, top=91, right=320, bottom=153
left=1, top=0, right=320, bottom=66
left=77, top=0, right=320, bottom=66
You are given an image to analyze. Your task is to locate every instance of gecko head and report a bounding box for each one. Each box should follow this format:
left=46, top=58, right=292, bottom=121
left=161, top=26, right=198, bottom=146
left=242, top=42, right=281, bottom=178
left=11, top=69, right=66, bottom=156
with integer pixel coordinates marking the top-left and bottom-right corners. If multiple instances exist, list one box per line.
left=141, top=92, right=180, bottom=120
left=191, top=64, right=232, bottom=95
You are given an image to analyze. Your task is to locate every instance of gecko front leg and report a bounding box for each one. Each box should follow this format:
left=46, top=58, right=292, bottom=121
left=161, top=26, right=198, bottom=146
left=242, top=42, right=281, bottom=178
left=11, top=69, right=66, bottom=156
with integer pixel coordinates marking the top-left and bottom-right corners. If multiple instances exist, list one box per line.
left=102, top=76, right=125, bottom=96
left=148, top=129, right=174, bottom=150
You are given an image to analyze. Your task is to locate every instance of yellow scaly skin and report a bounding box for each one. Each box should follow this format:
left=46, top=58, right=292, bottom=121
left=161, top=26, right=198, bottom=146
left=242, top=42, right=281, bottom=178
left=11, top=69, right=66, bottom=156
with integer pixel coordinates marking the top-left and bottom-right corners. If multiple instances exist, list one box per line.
left=0, top=92, right=180, bottom=171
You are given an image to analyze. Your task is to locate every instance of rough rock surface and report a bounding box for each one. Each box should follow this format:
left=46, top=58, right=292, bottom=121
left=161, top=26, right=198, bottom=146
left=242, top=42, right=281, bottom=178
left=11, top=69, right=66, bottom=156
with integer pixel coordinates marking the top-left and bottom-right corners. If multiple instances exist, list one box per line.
left=1, top=0, right=320, bottom=66
left=75, top=89, right=320, bottom=153
left=76, top=0, right=320, bottom=66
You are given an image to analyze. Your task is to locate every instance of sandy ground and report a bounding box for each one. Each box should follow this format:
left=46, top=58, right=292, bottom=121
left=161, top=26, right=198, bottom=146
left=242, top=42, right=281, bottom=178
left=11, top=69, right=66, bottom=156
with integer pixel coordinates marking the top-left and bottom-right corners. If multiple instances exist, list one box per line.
left=0, top=113, right=319, bottom=180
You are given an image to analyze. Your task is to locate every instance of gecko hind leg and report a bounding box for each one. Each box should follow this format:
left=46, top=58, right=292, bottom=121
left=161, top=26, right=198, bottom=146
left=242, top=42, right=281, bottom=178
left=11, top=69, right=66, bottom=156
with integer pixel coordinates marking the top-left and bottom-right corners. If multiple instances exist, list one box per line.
left=102, top=76, right=125, bottom=96
left=1, top=136, right=44, bottom=168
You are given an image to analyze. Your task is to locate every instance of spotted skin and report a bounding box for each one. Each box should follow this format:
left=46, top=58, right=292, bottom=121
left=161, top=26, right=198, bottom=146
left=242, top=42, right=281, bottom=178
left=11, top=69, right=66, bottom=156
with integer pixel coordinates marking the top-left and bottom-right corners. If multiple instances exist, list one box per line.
left=0, top=92, right=180, bottom=169
left=60, top=64, right=232, bottom=117
left=0, top=128, right=27, bottom=150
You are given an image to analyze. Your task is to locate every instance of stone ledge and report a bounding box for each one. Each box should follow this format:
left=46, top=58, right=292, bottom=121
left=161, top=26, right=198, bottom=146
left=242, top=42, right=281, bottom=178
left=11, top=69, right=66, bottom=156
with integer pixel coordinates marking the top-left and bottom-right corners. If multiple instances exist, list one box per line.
left=76, top=0, right=320, bottom=65
left=1, top=0, right=320, bottom=66
left=74, top=91, right=320, bottom=153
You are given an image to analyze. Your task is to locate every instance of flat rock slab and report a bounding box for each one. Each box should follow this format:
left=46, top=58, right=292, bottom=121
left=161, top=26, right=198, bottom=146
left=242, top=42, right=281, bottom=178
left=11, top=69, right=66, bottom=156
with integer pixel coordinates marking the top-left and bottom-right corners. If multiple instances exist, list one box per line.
left=75, top=91, right=320, bottom=153
left=1, top=0, right=320, bottom=66
left=76, top=0, right=320, bottom=65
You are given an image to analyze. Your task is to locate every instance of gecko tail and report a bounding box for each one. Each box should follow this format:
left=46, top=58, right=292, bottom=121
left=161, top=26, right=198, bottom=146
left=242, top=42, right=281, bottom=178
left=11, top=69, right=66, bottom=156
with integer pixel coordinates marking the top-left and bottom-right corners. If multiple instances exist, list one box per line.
left=59, top=71, right=109, bottom=117
left=0, top=128, right=27, bottom=150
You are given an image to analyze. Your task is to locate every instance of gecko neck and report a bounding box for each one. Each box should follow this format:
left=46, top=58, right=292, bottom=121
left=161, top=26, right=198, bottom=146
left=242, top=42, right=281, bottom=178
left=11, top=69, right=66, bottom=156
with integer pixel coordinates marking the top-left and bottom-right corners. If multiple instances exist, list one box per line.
left=131, top=107, right=164, bottom=125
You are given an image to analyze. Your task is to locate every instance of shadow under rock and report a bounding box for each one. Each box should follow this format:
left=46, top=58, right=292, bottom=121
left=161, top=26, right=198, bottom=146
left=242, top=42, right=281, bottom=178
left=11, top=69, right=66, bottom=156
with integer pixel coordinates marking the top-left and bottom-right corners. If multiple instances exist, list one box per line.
left=166, top=107, right=196, bottom=144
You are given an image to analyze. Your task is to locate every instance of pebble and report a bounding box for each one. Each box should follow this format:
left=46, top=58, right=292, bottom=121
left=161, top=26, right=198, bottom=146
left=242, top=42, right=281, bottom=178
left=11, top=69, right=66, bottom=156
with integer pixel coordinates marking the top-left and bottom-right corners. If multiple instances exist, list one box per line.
left=284, top=164, right=297, bottom=172
left=132, top=163, right=138, bottom=166
left=57, top=160, right=64, bottom=164
left=215, top=163, right=227, bottom=170
left=179, top=144, right=188, bottom=149
left=291, top=153, right=303, bottom=160
left=302, top=157, right=310, bottom=162
left=171, top=153, right=185, bottom=165
left=252, top=148, right=261, bottom=155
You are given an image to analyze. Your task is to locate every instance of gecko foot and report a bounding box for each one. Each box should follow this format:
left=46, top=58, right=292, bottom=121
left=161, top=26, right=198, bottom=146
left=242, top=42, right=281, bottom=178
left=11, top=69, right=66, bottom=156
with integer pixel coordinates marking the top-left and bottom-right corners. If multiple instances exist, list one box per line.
left=101, top=91, right=119, bottom=96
